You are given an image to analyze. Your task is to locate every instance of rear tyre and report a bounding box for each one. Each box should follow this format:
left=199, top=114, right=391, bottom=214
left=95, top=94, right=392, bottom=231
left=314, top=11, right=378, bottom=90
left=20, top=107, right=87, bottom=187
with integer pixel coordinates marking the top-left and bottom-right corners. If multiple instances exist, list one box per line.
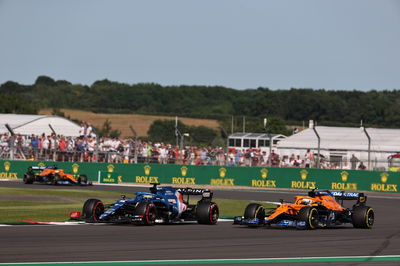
left=78, top=174, right=88, bottom=184
left=23, top=173, right=34, bottom=184
left=196, top=201, right=219, bottom=224
left=298, top=207, right=319, bottom=229
left=82, top=199, right=104, bottom=222
left=352, top=206, right=374, bottom=229
left=243, top=203, right=265, bottom=226
left=134, top=202, right=157, bottom=225
left=50, top=174, right=61, bottom=185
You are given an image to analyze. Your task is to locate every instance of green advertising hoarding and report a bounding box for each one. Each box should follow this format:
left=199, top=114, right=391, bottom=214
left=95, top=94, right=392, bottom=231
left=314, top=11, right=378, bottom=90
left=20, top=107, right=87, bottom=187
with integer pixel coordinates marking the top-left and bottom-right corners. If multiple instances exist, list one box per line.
left=0, top=160, right=398, bottom=193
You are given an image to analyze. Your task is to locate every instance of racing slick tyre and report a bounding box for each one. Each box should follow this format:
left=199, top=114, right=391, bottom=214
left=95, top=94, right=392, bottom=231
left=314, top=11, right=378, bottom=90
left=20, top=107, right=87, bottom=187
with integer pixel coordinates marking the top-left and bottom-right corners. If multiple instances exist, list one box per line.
left=50, top=174, right=61, bottom=185
left=298, top=207, right=319, bottom=229
left=243, top=203, right=265, bottom=226
left=196, top=201, right=219, bottom=225
left=133, top=202, right=157, bottom=225
left=78, top=174, right=88, bottom=184
left=82, top=199, right=104, bottom=222
left=23, top=173, right=34, bottom=184
left=352, top=206, right=374, bottom=229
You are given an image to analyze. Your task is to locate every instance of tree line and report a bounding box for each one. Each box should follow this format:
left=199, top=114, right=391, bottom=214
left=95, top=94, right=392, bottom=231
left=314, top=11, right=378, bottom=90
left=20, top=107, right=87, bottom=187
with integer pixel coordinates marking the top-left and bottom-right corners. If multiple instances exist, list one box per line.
left=1, top=75, right=399, bottom=135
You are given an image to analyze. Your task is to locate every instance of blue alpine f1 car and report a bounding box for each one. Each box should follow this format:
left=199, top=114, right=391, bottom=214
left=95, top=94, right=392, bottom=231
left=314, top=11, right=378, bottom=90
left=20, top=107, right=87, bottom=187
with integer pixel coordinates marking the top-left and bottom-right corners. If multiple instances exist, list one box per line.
left=70, top=183, right=219, bottom=225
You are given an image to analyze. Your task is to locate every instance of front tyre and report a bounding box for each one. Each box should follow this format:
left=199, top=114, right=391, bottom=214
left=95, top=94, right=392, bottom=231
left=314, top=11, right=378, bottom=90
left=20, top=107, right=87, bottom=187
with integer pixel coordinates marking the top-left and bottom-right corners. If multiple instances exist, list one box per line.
left=23, top=173, right=34, bottom=184
left=134, top=202, right=157, bottom=225
left=244, top=203, right=265, bottom=226
left=82, top=199, right=104, bottom=222
left=196, top=202, right=219, bottom=224
left=298, top=207, right=319, bottom=229
left=352, top=206, right=374, bottom=229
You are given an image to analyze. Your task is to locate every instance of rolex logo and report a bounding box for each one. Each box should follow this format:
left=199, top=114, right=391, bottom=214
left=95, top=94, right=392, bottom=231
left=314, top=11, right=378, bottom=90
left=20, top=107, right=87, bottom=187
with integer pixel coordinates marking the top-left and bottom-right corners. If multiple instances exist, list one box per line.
left=261, top=168, right=268, bottom=179
left=38, top=162, right=45, bottom=167
left=4, top=161, right=10, bottom=172
left=107, top=164, right=115, bottom=173
left=181, top=166, right=188, bottom=177
left=72, top=163, right=79, bottom=174
left=380, top=172, right=389, bottom=183
left=219, top=168, right=227, bottom=178
left=300, top=170, right=308, bottom=180
left=144, top=165, right=151, bottom=176
left=340, top=171, right=349, bottom=182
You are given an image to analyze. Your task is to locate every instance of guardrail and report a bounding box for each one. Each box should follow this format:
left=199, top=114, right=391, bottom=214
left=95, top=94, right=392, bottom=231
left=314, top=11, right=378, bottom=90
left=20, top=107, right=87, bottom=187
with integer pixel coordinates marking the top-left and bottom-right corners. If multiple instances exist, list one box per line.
left=1, top=160, right=399, bottom=193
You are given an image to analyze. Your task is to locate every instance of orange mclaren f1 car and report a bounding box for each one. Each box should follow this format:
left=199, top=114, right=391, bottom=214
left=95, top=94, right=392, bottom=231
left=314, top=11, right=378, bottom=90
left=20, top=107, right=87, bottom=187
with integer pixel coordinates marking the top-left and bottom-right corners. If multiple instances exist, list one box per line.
left=23, top=166, right=92, bottom=186
left=234, top=190, right=374, bottom=229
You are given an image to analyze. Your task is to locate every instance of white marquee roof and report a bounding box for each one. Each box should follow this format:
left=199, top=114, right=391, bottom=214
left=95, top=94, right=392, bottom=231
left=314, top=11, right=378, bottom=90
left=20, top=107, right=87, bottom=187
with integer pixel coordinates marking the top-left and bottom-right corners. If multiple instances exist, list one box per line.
left=0, top=114, right=81, bottom=137
left=278, top=126, right=400, bottom=153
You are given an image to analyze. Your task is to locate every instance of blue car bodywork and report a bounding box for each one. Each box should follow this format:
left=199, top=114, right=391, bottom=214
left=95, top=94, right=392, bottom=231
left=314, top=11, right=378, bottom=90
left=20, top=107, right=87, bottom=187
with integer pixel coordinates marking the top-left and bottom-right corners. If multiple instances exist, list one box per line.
left=72, top=183, right=219, bottom=225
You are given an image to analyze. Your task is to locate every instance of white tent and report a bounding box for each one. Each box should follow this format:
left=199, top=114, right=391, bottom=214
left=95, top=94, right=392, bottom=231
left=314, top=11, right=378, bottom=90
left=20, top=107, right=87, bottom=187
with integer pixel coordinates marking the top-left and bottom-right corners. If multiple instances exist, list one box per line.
left=0, top=114, right=81, bottom=137
left=277, top=126, right=400, bottom=169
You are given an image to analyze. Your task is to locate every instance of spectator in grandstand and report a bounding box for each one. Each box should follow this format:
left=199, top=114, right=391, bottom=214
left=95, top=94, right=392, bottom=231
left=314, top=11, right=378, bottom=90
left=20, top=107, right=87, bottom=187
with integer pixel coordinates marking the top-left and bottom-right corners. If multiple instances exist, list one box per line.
left=86, top=137, right=96, bottom=162
left=269, top=150, right=280, bottom=167
left=79, top=122, right=86, bottom=137
left=86, top=123, right=94, bottom=137
left=304, top=149, right=313, bottom=168
left=58, top=136, right=67, bottom=162
left=358, top=161, right=367, bottom=170
left=42, top=135, right=50, bottom=160
left=159, top=145, right=168, bottom=164
left=50, top=134, right=58, bottom=161
left=280, top=155, right=289, bottom=167
left=293, top=155, right=302, bottom=167
left=350, top=154, right=359, bottom=170
left=31, top=135, right=39, bottom=160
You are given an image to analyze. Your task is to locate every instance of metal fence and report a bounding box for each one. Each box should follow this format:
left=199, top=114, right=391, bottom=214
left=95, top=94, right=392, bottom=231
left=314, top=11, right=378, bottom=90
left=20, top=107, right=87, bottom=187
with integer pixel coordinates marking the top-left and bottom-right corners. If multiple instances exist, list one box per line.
left=0, top=142, right=396, bottom=171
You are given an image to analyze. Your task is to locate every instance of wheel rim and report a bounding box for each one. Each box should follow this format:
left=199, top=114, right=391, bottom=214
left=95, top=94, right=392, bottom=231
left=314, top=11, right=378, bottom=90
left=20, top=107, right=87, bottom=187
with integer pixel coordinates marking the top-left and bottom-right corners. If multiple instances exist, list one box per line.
left=309, top=209, right=318, bottom=229
left=92, top=202, right=104, bottom=221
left=367, top=209, right=374, bottom=227
left=210, top=205, right=219, bottom=224
left=145, top=205, right=156, bottom=224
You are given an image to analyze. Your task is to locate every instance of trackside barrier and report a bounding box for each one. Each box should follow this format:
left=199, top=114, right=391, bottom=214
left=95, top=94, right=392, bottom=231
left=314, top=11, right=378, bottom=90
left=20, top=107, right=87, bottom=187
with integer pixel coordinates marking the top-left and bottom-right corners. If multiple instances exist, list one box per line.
left=98, top=171, right=120, bottom=184
left=1, top=160, right=399, bottom=193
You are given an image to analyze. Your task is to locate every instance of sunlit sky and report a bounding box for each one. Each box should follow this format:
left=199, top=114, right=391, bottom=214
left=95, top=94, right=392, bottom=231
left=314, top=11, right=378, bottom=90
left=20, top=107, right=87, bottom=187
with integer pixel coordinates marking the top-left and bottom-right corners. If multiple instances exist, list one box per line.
left=1, top=0, right=399, bottom=91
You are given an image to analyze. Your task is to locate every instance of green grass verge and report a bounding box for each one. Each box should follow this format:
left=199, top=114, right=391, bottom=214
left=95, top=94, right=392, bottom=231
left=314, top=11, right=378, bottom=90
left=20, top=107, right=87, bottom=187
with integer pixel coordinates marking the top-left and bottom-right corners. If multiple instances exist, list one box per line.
left=0, top=187, right=277, bottom=223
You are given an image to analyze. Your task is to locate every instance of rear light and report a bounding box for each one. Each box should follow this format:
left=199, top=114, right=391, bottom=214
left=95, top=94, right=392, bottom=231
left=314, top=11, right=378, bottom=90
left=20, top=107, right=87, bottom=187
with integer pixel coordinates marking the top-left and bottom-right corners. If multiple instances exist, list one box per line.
left=70, top=212, right=81, bottom=219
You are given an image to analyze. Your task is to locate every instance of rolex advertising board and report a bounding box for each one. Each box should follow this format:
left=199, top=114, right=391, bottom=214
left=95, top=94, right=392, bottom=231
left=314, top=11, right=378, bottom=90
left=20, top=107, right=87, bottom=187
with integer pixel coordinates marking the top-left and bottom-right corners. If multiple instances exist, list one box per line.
left=1, top=160, right=399, bottom=193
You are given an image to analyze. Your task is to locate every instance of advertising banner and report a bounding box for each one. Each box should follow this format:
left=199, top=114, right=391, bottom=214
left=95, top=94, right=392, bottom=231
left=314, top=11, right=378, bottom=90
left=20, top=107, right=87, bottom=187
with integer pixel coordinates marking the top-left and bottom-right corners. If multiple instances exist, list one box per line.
left=1, top=160, right=398, bottom=193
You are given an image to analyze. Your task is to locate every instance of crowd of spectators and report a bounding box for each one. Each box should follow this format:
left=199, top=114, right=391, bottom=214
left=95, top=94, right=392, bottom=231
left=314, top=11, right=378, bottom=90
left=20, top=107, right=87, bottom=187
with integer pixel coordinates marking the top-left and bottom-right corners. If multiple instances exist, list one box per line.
left=0, top=123, right=367, bottom=170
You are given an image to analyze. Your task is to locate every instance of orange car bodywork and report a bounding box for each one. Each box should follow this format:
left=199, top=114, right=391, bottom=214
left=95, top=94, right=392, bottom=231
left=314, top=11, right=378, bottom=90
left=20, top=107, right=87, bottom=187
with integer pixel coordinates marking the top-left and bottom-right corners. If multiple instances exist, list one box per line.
left=38, top=168, right=78, bottom=183
left=267, top=194, right=346, bottom=221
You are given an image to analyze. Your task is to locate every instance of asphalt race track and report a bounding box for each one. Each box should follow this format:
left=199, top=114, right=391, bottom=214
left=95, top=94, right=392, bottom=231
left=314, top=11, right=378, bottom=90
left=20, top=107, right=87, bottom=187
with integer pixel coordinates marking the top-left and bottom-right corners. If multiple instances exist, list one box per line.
left=1, top=181, right=400, bottom=265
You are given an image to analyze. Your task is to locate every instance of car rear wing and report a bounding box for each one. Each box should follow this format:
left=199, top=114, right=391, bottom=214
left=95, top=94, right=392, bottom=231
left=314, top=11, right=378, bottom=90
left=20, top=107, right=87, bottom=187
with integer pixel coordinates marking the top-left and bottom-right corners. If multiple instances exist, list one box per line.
left=331, top=191, right=367, bottom=204
left=309, top=190, right=367, bottom=204
left=178, top=188, right=213, bottom=199
left=29, top=166, right=47, bottom=171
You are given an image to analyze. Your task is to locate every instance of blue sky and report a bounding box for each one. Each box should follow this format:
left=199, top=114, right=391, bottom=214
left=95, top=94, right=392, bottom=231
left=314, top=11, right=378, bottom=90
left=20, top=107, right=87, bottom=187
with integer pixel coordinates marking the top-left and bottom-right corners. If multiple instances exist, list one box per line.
left=1, top=0, right=399, bottom=91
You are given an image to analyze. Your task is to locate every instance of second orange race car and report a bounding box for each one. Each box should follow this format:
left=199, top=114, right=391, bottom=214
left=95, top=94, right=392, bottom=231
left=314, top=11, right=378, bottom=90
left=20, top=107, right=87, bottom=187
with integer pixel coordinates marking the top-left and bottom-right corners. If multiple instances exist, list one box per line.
left=23, top=166, right=92, bottom=186
left=234, top=189, right=374, bottom=229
